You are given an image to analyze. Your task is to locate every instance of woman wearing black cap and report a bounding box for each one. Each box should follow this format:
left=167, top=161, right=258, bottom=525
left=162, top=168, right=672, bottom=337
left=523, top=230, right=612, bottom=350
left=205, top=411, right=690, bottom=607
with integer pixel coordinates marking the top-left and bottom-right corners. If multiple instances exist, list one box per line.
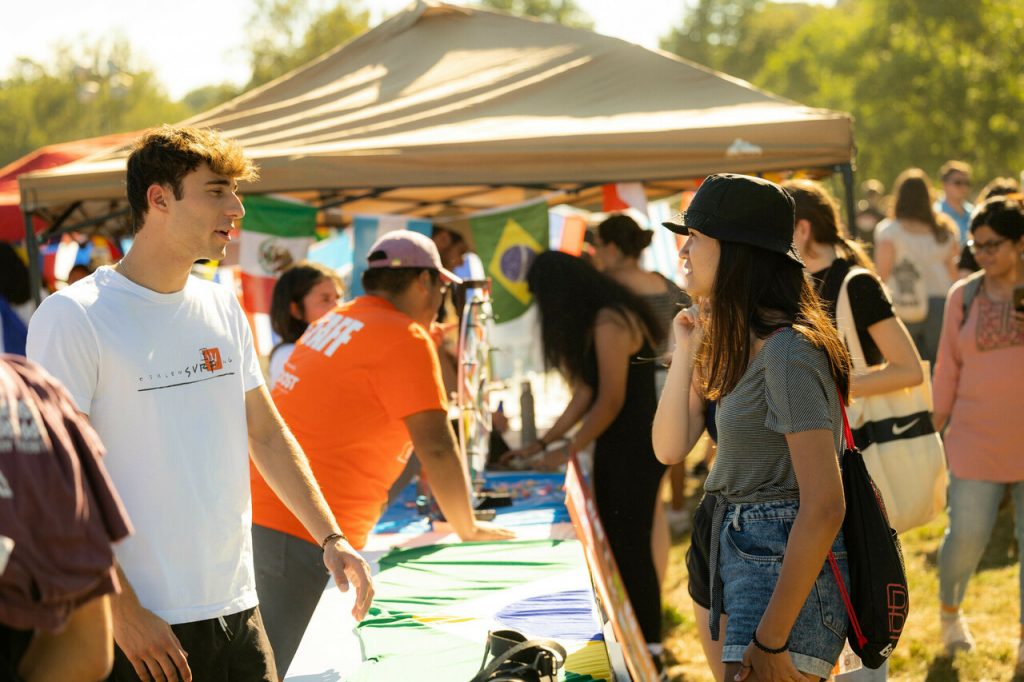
left=653, top=174, right=852, bottom=681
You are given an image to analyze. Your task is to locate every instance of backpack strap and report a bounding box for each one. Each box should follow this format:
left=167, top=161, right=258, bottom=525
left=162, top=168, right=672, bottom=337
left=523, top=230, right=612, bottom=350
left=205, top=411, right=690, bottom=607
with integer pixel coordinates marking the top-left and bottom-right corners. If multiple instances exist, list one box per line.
left=835, top=265, right=873, bottom=371
left=958, top=270, right=985, bottom=328
left=830, top=387, right=868, bottom=648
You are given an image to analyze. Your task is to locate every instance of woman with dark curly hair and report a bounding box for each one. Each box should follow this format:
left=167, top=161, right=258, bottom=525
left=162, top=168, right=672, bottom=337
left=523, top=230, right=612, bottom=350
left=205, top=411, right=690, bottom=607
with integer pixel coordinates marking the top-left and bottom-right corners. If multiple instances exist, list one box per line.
left=502, top=250, right=667, bottom=650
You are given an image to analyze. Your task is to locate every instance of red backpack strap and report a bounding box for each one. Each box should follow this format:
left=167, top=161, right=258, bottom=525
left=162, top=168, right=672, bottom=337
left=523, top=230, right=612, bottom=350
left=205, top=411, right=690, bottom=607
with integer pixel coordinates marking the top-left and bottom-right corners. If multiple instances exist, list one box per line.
left=835, top=386, right=855, bottom=452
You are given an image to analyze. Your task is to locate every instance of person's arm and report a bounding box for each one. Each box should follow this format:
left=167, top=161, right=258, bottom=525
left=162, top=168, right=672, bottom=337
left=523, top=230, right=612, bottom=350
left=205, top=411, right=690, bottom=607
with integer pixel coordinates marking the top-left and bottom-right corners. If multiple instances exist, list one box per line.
left=739, top=429, right=845, bottom=680
left=499, top=380, right=593, bottom=465
left=946, top=239, right=961, bottom=281
left=874, top=238, right=895, bottom=282
left=653, top=306, right=703, bottom=464
left=566, top=311, right=634, bottom=452
left=852, top=316, right=924, bottom=397
left=529, top=310, right=636, bottom=470
left=246, top=385, right=374, bottom=620
left=932, top=287, right=964, bottom=432
left=404, top=409, right=516, bottom=541
left=19, top=596, right=114, bottom=682
left=105, top=563, right=192, bottom=681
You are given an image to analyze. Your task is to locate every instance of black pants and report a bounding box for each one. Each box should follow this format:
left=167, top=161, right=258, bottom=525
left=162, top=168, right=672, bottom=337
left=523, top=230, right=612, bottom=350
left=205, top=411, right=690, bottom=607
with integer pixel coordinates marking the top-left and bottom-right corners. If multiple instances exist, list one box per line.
left=592, top=442, right=666, bottom=644
left=109, top=606, right=276, bottom=682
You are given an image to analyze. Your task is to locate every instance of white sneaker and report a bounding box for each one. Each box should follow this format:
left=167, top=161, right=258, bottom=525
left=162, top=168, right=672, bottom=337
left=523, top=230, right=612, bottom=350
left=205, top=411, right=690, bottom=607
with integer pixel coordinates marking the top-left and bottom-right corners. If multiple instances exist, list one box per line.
left=666, top=508, right=691, bottom=534
left=940, top=612, right=975, bottom=654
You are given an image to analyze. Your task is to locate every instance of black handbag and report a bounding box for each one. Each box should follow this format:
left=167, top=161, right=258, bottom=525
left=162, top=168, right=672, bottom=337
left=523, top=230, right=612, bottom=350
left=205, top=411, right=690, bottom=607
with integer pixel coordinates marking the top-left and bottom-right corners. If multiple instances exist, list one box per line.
left=828, top=390, right=910, bottom=669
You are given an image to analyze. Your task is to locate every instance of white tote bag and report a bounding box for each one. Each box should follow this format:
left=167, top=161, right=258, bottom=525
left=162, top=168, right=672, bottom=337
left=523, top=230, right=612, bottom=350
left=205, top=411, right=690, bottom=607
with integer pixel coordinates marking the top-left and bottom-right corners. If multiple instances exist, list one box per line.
left=836, top=267, right=946, bottom=533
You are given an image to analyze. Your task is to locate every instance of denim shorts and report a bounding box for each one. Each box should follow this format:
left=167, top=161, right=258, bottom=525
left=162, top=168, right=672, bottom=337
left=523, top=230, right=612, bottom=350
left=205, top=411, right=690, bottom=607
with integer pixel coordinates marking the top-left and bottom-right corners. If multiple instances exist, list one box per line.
left=719, top=499, right=849, bottom=680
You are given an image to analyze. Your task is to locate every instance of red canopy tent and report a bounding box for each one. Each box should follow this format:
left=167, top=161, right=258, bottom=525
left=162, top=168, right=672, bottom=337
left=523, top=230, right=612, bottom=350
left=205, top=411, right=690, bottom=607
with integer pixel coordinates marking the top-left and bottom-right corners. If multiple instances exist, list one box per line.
left=0, top=132, right=137, bottom=242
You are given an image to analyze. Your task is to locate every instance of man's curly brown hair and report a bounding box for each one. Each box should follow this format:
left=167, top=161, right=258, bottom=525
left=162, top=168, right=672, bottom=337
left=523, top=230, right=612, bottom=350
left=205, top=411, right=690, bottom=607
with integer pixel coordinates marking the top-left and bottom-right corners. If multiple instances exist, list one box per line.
left=126, top=125, right=259, bottom=232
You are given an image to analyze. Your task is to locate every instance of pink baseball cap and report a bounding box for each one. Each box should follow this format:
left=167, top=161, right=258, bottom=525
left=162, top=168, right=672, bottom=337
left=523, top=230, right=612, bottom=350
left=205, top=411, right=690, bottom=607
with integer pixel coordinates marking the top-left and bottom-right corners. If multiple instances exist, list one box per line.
left=366, top=230, right=463, bottom=284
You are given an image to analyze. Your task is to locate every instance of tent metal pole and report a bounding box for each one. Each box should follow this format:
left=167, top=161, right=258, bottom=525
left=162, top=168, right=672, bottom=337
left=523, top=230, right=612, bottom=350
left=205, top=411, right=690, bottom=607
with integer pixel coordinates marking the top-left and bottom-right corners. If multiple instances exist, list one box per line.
left=838, top=163, right=856, bottom=228
left=46, top=200, right=84, bottom=236
left=43, top=207, right=130, bottom=237
left=23, top=209, right=42, bottom=306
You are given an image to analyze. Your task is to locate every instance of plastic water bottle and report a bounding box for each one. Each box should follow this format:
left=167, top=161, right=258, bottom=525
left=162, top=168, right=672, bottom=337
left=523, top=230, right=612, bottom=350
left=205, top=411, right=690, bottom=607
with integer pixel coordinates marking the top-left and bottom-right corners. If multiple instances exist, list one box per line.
left=520, top=380, right=536, bottom=447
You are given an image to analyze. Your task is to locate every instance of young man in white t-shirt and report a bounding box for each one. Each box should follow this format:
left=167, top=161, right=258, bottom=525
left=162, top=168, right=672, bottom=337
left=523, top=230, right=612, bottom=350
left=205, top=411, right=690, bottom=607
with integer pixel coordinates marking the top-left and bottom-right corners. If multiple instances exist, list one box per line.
left=27, top=126, right=374, bottom=681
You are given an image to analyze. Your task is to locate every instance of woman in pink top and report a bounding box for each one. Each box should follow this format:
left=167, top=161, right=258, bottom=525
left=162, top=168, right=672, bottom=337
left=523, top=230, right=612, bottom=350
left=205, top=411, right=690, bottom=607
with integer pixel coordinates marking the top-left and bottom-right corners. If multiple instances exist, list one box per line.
left=933, top=195, right=1024, bottom=664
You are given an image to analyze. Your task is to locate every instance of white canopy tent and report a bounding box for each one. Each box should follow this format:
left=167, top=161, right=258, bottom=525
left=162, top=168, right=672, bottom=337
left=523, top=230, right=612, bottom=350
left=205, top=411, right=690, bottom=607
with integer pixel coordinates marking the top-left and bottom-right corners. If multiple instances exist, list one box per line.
left=19, top=0, right=854, bottom=294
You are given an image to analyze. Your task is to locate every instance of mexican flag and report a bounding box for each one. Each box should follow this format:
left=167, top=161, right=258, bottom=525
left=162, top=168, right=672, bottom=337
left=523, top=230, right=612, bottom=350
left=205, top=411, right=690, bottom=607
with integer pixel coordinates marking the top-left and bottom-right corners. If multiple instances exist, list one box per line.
left=469, top=200, right=549, bottom=323
left=349, top=214, right=433, bottom=297
left=239, top=195, right=319, bottom=313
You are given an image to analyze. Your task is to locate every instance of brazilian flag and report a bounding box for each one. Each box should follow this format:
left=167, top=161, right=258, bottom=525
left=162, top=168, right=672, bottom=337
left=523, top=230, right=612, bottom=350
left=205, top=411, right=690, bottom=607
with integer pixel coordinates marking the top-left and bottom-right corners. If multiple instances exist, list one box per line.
left=469, top=200, right=549, bottom=322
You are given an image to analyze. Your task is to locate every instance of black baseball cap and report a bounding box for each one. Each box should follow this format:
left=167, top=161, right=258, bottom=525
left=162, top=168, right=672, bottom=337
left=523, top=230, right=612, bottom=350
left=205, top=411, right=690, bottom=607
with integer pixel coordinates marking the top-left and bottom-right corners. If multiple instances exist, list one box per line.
left=662, top=173, right=804, bottom=267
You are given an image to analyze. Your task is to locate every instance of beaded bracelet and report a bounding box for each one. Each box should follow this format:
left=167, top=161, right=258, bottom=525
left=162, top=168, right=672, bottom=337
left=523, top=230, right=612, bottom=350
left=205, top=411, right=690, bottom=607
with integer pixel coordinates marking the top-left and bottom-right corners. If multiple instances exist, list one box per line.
left=752, top=632, right=789, bottom=655
left=321, top=531, right=348, bottom=551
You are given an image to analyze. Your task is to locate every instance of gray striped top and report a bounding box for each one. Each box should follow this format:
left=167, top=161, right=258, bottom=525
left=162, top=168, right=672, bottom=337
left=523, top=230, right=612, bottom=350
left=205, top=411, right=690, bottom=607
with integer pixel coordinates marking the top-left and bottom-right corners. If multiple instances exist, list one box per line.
left=704, top=327, right=843, bottom=502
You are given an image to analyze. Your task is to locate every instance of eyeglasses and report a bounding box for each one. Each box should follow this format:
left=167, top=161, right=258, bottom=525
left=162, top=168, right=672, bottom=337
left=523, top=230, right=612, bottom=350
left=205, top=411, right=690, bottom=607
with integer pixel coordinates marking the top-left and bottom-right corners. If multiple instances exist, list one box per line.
left=967, top=237, right=1008, bottom=255
left=948, top=178, right=972, bottom=187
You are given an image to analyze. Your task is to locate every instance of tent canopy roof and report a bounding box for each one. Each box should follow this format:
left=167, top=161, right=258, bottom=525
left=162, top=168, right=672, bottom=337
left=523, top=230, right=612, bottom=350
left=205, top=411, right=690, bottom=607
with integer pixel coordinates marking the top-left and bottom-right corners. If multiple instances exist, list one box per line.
left=19, top=1, right=852, bottom=216
left=1, top=132, right=137, bottom=241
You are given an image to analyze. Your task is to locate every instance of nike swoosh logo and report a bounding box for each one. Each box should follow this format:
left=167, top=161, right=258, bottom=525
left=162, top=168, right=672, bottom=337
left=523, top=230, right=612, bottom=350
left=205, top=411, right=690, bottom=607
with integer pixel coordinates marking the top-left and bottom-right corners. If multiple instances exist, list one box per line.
left=892, top=418, right=920, bottom=436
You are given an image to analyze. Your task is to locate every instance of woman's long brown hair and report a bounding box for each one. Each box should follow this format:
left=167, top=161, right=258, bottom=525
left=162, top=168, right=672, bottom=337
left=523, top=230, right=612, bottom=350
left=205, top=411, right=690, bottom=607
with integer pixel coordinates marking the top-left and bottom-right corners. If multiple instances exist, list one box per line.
left=695, top=242, right=850, bottom=403
left=784, top=178, right=875, bottom=272
left=891, top=168, right=958, bottom=243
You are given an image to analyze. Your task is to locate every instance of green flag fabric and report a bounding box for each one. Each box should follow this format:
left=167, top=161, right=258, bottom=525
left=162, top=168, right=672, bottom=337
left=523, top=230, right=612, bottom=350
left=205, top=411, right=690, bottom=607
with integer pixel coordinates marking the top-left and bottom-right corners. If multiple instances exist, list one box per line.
left=351, top=539, right=610, bottom=681
left=241, top=194, right=319, bottom=237
left=469, top=200, right=549, bottom=322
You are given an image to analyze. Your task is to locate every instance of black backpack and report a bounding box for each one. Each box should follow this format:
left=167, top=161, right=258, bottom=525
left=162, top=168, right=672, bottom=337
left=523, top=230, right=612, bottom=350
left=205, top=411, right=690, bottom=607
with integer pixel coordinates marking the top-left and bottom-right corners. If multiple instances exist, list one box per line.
left=828, top=392, right=910, bottom=669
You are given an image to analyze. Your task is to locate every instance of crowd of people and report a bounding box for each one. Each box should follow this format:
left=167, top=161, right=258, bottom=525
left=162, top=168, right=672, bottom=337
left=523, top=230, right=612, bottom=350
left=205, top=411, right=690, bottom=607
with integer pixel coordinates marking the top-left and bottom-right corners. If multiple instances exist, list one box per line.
left=1, top=123, right=1022, bottom=682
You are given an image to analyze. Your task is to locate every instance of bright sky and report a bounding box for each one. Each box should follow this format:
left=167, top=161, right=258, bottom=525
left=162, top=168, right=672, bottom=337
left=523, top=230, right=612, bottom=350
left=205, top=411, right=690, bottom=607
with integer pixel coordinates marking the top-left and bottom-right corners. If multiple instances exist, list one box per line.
left=0, top=1, right=827, bottom=100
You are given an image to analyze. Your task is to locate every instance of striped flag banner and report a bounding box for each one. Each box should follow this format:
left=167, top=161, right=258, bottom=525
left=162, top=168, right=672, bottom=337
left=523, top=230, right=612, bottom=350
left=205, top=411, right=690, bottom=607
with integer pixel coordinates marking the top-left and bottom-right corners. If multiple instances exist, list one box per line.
left=349, top=214, right=432, bottom=297
left=548, top=210, right=587, bottom=256
left=602, top=182, right=649, bottom=216
left=645, top=199, right=684, bottom=282
left=239, top=195, right=319, bottom=313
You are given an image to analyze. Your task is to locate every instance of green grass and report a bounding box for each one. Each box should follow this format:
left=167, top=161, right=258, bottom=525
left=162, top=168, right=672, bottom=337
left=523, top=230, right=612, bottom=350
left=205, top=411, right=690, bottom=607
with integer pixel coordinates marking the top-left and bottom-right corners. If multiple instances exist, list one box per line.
left=660, top=469, right=1023, bottom=681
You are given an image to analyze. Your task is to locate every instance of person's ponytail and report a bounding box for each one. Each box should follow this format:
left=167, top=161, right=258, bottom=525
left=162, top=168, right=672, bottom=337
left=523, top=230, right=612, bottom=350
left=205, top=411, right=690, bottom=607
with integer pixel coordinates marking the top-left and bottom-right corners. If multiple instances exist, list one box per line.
left=839, top=238, right=876, bottom=273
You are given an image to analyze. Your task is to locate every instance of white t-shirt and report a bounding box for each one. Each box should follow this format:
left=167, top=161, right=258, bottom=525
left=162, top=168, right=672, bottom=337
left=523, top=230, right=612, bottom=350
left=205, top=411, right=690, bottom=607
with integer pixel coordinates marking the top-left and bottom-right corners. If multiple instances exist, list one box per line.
left=26, top=266, right=264, bottom=624
left=875, top=218, right=958, bottom=298
left=267, top=342, right=296, bottom=388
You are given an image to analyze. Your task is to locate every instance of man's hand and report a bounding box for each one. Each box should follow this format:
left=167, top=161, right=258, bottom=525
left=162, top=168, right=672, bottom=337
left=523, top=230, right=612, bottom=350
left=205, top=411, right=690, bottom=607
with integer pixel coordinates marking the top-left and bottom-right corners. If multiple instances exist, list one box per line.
left=111, top=599, right=191, bottom=682
left=460, top=521, right=516, bottom=542
left=323, top=538, right=375, bottom=621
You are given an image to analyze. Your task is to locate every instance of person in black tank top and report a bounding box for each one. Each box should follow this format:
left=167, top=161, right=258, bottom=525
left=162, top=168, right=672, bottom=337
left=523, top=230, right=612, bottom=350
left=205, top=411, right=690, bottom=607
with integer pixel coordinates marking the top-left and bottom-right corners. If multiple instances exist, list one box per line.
left=501, top=251, right=667, bottom=646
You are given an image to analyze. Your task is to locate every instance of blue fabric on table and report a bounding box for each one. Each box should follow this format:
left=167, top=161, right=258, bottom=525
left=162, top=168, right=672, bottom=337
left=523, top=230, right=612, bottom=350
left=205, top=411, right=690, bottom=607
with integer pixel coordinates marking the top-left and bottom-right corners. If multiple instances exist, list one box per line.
left=373, top=472, right=569, bottom=535
left=495, top=588, right=605, bottom=641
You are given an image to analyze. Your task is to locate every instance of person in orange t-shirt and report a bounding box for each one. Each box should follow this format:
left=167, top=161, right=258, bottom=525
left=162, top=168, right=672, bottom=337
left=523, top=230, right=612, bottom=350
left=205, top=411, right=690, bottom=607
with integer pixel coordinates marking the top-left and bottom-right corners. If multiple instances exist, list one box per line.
left=250, top=230, right=515, bottom=673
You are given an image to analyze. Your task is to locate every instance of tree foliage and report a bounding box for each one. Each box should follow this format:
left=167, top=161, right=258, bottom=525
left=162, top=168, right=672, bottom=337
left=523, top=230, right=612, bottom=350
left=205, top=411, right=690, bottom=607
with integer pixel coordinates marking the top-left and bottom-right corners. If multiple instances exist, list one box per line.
left=0, top=37, right=188, bottom=167
left=244, top=0, right=369, bottom=89
left=660, top=0, right=1024, bottom=189
left=476, top=0, right=594, bottom=28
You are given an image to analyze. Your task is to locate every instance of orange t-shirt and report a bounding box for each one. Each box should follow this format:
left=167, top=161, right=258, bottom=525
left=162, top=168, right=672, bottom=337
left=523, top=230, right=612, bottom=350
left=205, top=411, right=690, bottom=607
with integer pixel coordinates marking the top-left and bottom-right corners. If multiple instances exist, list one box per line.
left=250, top=295, right=447, bottom=549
